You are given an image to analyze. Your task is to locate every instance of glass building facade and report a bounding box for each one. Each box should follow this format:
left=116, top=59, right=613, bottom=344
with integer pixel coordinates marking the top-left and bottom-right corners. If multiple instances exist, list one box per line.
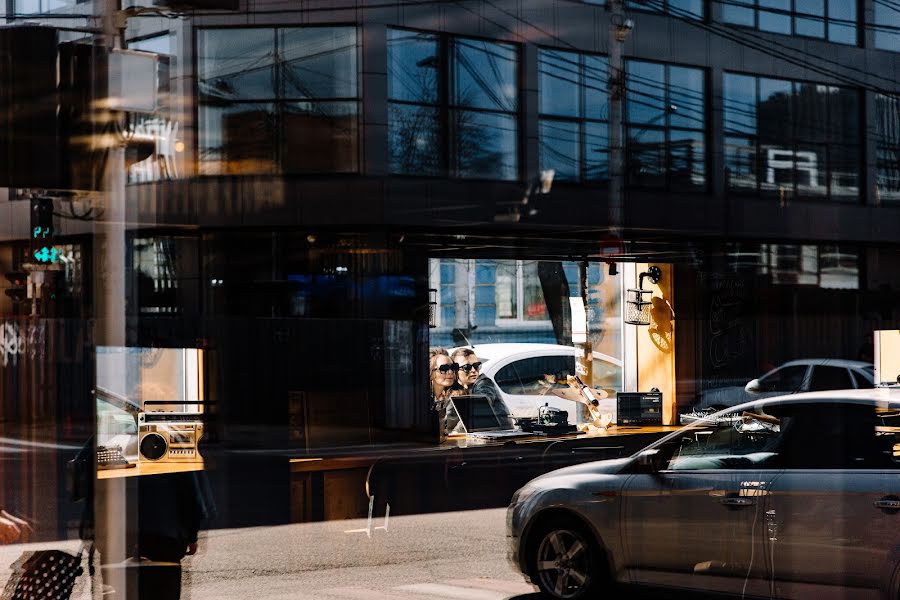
left=0, top=2, right=898, bottom=600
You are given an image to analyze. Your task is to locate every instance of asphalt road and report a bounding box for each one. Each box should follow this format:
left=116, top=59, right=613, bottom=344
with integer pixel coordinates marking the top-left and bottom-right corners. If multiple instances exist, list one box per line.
left=0, top=508, right=721, bottom=600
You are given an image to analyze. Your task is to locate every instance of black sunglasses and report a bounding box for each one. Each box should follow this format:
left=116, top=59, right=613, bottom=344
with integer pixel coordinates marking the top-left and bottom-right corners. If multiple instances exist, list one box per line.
left=458, top=362, right=482, bottom=373
left=433, top=363, right=459, bottom=374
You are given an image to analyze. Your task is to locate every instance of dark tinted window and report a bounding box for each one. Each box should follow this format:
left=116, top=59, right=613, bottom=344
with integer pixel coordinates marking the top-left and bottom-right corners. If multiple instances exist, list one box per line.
left=494, top=355, right=575, bottom=395
left=808, top=366, right=854, bottom=391
left=776, top=404, right=891, bottom=469
left=759, top=365, right=807, bottom=391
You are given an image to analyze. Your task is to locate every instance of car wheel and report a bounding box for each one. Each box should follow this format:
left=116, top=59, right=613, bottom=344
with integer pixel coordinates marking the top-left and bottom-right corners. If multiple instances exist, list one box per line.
left=529, top=516, right=606, bottom=599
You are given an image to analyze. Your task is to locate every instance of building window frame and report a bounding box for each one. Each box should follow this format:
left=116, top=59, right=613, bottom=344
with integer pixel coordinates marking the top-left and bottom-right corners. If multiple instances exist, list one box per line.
left=387, top=27, right=520, bottom=181
left=537, top=47, right=609, bottom=183
left=721, top=0, right=858, bottom=46
left=626, top=0, right=705, bottom=20
left=876, top=93, right=900, bottom=203
left=196, top=25, right=361, bottom=176
left=624, top=59, right=707, bottom=191
left=723, top=71, right=861, bottom=204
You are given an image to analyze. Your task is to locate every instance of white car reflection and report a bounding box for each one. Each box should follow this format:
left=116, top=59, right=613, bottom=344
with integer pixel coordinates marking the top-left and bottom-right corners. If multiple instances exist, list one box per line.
left=507, top=388, right=900, bottom=599
left=452, top=343, right=623, bottom=423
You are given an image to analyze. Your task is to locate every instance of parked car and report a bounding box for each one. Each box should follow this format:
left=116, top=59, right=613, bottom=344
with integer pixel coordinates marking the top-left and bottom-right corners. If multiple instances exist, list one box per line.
left=695, top=358, right=874, bottom=410
left=507, top=388, right=900, bottom=599
left=453, top=343, right=623, bottom=423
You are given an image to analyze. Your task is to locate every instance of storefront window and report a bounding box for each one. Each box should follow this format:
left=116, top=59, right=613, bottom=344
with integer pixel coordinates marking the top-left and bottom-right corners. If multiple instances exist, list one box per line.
left=625, top=60, right=706, bottom=190
left=538, top=49, right=609, bottom=182
left=724, top=72, right=859, bottom=202
left=723, top=0, right=857, bottom=45
left=198, top=27, right=359, bottom=175
left=388, top=29, right=519, bottom=180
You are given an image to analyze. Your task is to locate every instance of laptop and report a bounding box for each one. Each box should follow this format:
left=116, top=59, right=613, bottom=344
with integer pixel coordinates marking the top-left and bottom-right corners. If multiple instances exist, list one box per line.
left=446, top=395, right=532, bottom=440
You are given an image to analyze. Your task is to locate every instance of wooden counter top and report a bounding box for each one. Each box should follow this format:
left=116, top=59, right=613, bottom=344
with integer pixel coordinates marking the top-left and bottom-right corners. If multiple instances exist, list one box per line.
left=288, top=424, right=680, bottom=472
left=97, top=461, right=204, bottom=480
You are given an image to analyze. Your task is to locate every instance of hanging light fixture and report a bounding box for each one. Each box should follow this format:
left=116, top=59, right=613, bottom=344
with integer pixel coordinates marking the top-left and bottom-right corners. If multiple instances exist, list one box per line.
left=625, top=266, right=662, bottom=326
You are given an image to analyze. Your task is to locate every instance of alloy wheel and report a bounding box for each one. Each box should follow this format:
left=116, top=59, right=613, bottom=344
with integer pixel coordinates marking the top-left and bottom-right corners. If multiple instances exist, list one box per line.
left=535, top=528, right=592, bottom=599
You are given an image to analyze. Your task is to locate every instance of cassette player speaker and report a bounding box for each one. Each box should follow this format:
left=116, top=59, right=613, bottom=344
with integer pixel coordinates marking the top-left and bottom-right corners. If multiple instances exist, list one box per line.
left=138, top=413, right=204, bottom=462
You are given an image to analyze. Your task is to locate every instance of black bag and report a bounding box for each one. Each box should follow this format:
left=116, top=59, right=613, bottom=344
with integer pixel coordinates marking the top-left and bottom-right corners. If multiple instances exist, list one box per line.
left=7, top=549, right=83, bottom=600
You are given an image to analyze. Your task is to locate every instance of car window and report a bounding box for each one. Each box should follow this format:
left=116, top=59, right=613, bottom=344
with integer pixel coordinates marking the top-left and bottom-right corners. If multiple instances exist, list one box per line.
left=851, top=368, right=874, bottom=389
left=772, top=403, right=895, bottom=469
left=658, top=409, right=786, bottom=470
left=494, top=363, right=523, bottom=394
left=494, top=355, right=575, bottom=395
left=808, top=366, right=854, bottom=391
left=758, top=365, right=807, bottom=392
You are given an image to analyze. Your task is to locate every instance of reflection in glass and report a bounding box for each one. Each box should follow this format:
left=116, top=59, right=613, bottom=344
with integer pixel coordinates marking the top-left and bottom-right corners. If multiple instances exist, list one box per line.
left=540, top=120, right=579, bottom=182
left=795, top=16, right=825, bottom=37
left=828, top=145, right=859, bottom=201
left=454, top=110, right=517, bottom=180
left=389, top=104, right=441, bottom=175
left=539, top=50, right=580, bottom=117
left=876, top=94, right=900, bottom=202
left=725, top=136, right=757, bottom=191
left=627, top=127, right=665, bottom=187
left=453, top=39, right=517, bottom=112
left=585, top=121, right=610, bottom=182
left=626, top=61, right=665, bottom=126
left=584, top=56, right=609, bottom=121
left=669, top=130, right=704, bottom=189
left=874, top=2, right=900, bottom=51
left=198, top=29, right=276, bottom=101
left=521, top=262, right=548, bottom=321
left=668, top=67, right=704, bottom=130
left=795, top=83, right=828, bottom=142
left=793, top=144, right=827, bottom=197
left=723, top=0, right=755, bottom=27
left=495, top=261, right=517, bottom=319
left=282, top=102, right=358, bottom=173
left=759, top=2, right=791, bottom=35
left=199, top=102, right=277, bottom=175
left=280, top=28, right=357, bottom=99
left=758, top=78, right=793, bottom=141
left=724, top=74, right=757, bottom=135
left=387, top=29, right=439, bottom=104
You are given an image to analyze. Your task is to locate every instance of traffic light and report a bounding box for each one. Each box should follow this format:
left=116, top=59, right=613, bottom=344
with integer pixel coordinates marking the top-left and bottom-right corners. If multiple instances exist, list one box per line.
left=4, top=272, right=28, bottom=303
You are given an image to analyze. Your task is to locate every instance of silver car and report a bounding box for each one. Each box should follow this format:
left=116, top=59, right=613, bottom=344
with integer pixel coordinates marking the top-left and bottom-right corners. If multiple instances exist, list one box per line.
left=508, top=388, right=900, bottom=599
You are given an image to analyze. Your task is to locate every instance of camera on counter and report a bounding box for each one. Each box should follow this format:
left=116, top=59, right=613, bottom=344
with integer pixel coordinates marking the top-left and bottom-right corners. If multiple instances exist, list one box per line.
left=138, top=412, right=204, bottom=462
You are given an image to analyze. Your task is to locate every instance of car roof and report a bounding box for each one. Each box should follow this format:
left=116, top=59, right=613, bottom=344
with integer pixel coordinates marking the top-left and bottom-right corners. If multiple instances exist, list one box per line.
left=777, top=358, right=873, bottom=370
left=452, top=343, right=577, bottom=361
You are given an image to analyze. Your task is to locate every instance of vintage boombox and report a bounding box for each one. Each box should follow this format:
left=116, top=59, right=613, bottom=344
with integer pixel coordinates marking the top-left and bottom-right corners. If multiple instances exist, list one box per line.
left=138, top=412, right=204, bottom=462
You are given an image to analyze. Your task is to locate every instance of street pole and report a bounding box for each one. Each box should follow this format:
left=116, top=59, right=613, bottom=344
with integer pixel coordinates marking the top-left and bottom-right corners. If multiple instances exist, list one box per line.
left=608, top=0, right=630, bottom=238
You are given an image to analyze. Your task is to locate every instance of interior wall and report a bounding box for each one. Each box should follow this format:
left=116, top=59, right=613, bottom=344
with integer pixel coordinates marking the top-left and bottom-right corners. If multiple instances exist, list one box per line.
left=634, top=263, right=676, bottom=425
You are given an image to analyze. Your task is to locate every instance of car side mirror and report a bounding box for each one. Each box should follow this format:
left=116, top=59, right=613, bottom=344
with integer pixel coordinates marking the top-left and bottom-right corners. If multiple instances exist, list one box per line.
left=636, top=449, right=662, bottom=473
left=745, top=378, right=762, bottom=394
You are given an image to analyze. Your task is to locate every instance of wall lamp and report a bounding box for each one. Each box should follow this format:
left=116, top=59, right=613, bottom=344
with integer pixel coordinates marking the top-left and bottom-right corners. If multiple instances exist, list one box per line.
left=625, top=265, right=661, bottom=326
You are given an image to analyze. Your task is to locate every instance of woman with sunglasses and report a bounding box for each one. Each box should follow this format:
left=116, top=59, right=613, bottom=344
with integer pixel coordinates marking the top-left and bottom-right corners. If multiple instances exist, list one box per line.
left=429, top=348, right=462, bottom=414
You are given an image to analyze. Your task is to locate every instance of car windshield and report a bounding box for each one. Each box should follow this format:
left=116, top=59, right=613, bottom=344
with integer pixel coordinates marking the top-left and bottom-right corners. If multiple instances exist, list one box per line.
left=650, top=408, right=787, bottom=470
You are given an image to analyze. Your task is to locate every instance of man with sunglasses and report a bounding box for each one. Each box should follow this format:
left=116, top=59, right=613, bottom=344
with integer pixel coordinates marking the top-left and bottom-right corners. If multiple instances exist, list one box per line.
left=451, top=348, right=515, bottom=428
left=450, top=348, right=482, bottom=392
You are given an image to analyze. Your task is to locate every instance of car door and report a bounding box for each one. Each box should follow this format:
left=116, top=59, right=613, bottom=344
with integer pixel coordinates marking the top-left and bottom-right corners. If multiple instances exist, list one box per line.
left=761, top=401, right=900, bottom=598
left=622, top=407, right=785, bottom=594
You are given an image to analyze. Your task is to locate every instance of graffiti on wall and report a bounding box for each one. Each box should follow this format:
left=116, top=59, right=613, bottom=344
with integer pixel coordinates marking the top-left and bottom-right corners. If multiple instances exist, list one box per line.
left=0, top=321, right=47, bottom=367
